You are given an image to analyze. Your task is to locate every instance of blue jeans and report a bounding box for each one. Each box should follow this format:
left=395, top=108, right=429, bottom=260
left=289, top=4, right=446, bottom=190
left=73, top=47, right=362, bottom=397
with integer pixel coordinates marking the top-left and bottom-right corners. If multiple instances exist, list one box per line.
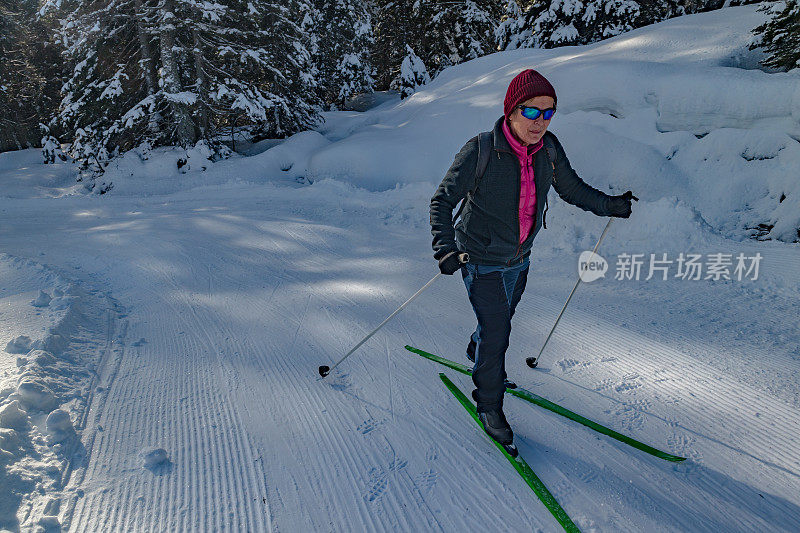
left=461, top=257, right=530, bottom=412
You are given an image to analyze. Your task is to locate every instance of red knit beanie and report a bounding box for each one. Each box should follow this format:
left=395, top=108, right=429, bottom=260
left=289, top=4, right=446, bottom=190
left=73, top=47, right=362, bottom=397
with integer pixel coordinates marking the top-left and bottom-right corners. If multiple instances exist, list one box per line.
left=504, top=69, right=557, bottom=119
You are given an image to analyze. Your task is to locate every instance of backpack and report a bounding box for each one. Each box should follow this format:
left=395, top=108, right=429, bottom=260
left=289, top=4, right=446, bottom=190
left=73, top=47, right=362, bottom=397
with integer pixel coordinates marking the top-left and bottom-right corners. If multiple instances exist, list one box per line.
left=452, top=131, right=556, bottom=229
left=451, top=132, right=492, bottom=224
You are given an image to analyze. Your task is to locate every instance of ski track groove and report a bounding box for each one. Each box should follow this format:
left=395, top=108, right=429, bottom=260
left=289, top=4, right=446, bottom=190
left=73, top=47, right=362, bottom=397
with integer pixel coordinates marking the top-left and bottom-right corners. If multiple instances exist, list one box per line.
left=172, top=251, right=272, bottom=533
left=68, top=249, right=272, bottom=532
left=237, top=288, right=389, bottom=530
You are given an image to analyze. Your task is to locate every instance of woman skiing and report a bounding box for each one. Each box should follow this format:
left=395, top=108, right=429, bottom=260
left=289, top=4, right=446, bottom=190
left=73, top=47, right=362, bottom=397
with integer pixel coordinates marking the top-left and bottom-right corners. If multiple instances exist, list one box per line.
left=429, top=69, right=637, bottom=448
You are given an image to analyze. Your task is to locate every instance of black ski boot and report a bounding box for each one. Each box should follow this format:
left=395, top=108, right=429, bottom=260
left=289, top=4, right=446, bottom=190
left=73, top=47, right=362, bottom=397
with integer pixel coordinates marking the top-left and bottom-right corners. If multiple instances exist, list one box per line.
left=477, top=408, right=517, bottom=456
left=467, top=338, right=517, bottom=389
left=477, top=408, right=513, bottom=444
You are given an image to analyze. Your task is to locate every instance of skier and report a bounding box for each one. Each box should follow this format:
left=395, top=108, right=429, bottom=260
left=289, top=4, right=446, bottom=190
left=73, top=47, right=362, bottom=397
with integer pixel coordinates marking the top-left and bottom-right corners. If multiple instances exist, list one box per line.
left=429, top=69, right=637, bottom=447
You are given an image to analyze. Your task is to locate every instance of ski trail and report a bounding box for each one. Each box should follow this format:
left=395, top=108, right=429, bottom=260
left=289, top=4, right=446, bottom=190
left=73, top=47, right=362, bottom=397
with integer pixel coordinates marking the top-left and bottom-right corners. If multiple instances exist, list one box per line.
left=66, top=244, right=274, bottom=532
left=2, top=189, right=797, bottom=531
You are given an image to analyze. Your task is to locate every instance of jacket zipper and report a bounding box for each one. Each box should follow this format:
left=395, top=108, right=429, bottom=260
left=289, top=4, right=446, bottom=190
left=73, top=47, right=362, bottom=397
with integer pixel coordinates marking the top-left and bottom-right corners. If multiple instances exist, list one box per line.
left=507, top=151, right=525, bottom=266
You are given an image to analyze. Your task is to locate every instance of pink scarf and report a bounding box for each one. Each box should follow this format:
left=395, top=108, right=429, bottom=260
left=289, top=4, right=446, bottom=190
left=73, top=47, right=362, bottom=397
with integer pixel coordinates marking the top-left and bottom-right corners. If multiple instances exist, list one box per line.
left=502, top=120, right=542, bottom=244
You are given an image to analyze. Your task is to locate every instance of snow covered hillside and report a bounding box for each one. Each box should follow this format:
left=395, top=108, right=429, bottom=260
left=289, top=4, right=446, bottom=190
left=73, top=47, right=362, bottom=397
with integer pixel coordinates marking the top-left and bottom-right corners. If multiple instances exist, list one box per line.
left=1, top=4, right=799, bottom=532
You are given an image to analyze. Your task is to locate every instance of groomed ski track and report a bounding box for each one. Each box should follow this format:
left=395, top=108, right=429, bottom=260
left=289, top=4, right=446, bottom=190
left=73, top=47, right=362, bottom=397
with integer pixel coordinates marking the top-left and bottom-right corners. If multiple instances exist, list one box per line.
left=2, top=184, right=799, bottom=532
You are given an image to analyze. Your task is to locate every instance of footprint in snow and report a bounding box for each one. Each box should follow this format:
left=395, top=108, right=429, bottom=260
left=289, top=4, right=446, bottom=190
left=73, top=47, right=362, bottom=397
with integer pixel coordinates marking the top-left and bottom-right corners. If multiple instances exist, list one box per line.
left=425, top=446, right=438, bottom=462
left=614, top=381, right=642, bottom=393
left=364, top=459, right=407, bottom=503
left=415, top=469, right=439, bottom=492
left=357, top=418, right=384, bottom=435
left=142, top=447, right=173, bottom=475
left=594, top=378, right=614, bottom=392
left=557, top=358, right=590, bottom=373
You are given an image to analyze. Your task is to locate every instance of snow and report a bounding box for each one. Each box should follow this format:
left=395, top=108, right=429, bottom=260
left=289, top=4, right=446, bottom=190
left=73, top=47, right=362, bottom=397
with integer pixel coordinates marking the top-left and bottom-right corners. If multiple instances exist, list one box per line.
left=0, top=253, right=116, bottom=530
left=0, top=4, right=799, bottom=531
left=32, top=290, right=53, bottom=308
left=0, top=401, right=28, bottom=430
left=16, top=381, right=58, bottom=412
left=45, top=409, right=74, bottom=443
left=141, top=447, right=170, bottom=472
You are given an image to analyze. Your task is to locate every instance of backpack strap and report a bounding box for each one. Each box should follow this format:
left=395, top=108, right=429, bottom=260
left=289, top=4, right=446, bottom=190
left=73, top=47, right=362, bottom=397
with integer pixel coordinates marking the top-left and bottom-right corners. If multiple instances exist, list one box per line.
left=475, top=131, right=492, bottom=187
left=452, top=131, right=493, bottom=223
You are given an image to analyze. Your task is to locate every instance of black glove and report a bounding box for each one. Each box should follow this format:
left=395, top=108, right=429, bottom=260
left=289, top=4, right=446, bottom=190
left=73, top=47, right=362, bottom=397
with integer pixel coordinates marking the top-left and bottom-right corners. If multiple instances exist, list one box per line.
left=438, top=251, right=469, bottom=275
left=608, top=190, right=638, bottom=218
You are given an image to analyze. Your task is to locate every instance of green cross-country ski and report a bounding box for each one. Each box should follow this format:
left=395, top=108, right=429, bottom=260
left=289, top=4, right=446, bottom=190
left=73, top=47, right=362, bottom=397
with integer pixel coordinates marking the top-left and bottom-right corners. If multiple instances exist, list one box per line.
left=407, top=345, right=686, bottom=462
left=439, top=372, right=581, bottom=533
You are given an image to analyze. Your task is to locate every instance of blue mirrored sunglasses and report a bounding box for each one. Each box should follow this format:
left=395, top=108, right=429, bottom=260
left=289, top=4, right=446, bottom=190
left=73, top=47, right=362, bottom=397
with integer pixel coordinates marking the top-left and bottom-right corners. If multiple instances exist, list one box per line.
left=517, top=105, right=556, bottom=121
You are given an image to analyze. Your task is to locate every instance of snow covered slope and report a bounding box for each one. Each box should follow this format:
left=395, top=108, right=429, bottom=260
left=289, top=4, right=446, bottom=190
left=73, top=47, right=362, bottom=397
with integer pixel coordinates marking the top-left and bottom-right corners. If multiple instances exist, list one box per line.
left=1, top=4, right=799, bottom=532
left=308, top=5, right=799, bottom=243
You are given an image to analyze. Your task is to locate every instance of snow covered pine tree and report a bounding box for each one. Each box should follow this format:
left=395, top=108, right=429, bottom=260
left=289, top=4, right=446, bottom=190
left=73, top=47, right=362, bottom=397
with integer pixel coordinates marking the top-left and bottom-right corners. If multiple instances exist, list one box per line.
left=372, top=0, right=427, bottom=91
left=424, top=0, right=501, bottom=74
left=56, top=0, right=319, bottom=169
left=374, top=1, right=501, bottom=96
left=313, top=0, right=374, bottom=109
left=516, top=0, right=676, bottom=48
left=395, top=45, right=430, bottom=98
left=751, top=0, right=800, bottom=71
left=495, top=0, right=527, bottom=51
left=0, top=0, right=62, bottom=152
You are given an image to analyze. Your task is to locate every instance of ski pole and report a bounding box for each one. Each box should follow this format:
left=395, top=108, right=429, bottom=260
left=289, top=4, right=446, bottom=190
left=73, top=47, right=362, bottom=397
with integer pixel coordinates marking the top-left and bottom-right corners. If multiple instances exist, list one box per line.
left=526, top=218, right=614, bottom=369
left=319, top=253, right=468, bottom=378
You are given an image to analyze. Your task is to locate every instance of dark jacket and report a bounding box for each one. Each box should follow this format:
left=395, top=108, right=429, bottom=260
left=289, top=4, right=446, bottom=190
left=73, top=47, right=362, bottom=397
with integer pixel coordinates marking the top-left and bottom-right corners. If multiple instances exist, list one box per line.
left=430, top=116, right=616, bottom=266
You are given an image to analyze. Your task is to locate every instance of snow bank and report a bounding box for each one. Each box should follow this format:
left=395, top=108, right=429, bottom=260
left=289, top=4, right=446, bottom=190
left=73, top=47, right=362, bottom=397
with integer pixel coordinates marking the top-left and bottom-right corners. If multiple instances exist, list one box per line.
left=0, top=253, right=114, bottom=530
left=0, top=149, right=80, bottom=199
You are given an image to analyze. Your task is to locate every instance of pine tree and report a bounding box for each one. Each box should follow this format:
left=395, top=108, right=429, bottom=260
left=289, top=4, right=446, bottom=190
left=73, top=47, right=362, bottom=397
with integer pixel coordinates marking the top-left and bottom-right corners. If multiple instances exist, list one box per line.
left=373, top=0, right=502, bottom=93
left=751, top=0, right=800, bottom=71
left=680, top=0, right=758, bottom=13
left=57, top=0, right=148, bottom=164
left=314, top=0, right=374, bottom=108
left=55, top=0, right=320, bottom=167
left=393, top=44, right=430, bottom=98
left=0, top=0, right=62, bottom=152
left=192, top=0, right=320, bottom=138
left=495, top=0, right=527, bottom=51
left=373, top=0, right=427, bottom=90
left=425, top=0, right=501, bottom=74
left=518, top=1, right=676, bottom=48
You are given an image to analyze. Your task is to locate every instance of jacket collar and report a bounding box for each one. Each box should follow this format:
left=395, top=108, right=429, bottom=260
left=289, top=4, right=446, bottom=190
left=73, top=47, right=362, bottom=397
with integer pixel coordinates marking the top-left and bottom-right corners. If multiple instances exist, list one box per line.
left=492, top=116, right=512, bottom=153
left=502, top=119, right=543, bottom=158
left=493, top=116, right=544, bottom=156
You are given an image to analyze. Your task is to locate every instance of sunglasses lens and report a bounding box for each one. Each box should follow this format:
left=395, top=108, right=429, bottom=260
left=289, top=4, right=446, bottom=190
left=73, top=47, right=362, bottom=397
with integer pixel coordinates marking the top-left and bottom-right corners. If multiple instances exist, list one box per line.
left=521, top=107, right=541, bottom=120
left=520, top=106, right=555, bottom=120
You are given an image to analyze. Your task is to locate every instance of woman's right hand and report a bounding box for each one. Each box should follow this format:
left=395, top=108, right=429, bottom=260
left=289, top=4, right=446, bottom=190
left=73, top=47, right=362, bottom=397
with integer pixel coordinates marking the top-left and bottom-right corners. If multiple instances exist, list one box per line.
left=438, top=252, right=469, bottom=275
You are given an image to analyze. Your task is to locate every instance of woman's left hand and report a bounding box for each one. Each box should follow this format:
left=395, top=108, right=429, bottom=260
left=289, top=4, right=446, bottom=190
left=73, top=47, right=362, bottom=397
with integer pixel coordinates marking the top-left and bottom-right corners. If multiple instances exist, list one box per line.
left=608, top=190, right=638, bottom=218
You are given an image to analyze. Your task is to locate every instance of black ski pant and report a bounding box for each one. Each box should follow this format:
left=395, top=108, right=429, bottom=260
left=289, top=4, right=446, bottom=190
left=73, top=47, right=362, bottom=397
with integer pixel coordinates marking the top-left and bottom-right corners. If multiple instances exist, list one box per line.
left=461, top=257, right=529, bottom=412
